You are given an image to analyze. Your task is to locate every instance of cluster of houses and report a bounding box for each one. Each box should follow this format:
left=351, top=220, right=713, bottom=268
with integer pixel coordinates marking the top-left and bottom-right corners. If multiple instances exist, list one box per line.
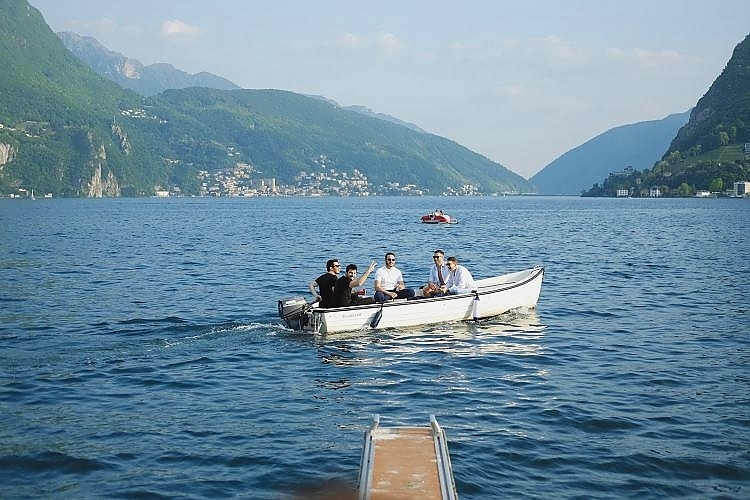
left=615, top=181, right=750, bottom=198
left=179, top=154, right=482, bottom=197
left=189, top=161, right=374, bottom=197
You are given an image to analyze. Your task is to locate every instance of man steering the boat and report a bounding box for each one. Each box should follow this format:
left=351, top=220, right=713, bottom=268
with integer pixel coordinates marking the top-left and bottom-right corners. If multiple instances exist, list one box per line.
left=373, top=252, right=415, bottom=302
left=308, top=259, right=340, bottom=307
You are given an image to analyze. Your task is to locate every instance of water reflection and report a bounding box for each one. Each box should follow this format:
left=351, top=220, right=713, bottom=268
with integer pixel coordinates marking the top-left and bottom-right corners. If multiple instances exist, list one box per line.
left=310, top=308, right=546, bottom=359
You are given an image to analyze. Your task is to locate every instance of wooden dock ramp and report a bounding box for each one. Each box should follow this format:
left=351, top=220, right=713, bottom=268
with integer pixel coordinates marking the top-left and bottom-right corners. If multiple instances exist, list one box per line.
left=357, top=415, right=458, bottom=500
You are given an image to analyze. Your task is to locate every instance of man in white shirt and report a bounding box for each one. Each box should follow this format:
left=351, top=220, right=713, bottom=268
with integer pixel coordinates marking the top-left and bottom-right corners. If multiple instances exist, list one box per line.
left=422, top=249, right=449, bottom=297
left=441, top=256, right=476, bottom=295
left=373, top=252, right=415, bottom=302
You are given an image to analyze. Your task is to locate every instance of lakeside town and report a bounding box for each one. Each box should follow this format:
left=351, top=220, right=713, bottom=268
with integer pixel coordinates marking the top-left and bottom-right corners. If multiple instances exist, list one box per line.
left=3, top=154, right=748, bottom=199
left=189, top=158, right=483, bottom=198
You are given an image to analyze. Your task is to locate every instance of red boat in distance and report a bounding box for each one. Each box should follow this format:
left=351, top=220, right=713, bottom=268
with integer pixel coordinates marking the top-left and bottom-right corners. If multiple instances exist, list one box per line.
left=420, top=209, right=457, bottom=224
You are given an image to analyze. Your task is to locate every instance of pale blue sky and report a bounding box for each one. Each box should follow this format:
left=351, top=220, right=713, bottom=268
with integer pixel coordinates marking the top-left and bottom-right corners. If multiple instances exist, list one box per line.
left=29, top=0, right=750, bottom=178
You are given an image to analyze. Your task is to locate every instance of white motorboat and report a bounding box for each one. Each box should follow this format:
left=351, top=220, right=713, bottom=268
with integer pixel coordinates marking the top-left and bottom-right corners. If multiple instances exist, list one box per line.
left=278, top=266, right=544, bottom=334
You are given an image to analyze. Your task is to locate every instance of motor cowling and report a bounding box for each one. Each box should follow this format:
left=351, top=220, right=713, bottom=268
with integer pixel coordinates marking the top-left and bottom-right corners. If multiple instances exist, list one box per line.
left=278, top=296, right=309, bottom=330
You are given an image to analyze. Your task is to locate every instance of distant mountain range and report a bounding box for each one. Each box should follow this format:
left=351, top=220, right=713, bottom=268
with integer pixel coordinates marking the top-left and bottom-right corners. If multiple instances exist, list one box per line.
left=0, top=0, right=533, bottom=197
left=581, top=33, right=750, bottom=197
left=530, top=111, right=691, bottom=195
left=58, top=32, right=430, bottom=135
left=2, top=0, right=746, bottom=198
left=57, top=32, right=241, bottom=96
left=56, top=25, right=704, bottom=196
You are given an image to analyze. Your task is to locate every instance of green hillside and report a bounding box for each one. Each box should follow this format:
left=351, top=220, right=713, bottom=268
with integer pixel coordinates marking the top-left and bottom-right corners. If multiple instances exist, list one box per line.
left=0, top=0, right=532, bottom=197
left=583, top=33, right=750, bottom=197
left=0, top=0, right=179, bottom=196
left=669, top=34, right=750, bottom=154
left=143, top=87, right=529, bottom=192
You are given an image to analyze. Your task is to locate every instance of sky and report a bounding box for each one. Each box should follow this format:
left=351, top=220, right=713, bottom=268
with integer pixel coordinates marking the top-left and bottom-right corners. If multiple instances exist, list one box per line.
left=28, top=0, right=750, bottom=179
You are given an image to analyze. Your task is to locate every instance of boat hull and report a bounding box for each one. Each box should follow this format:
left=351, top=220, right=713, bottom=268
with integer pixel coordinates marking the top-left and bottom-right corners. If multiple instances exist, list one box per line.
left=280, top=266, right=543, bottom=334
left=420, top=210, right=456, bottom=224
left=420, top=215, right=456, bottom=224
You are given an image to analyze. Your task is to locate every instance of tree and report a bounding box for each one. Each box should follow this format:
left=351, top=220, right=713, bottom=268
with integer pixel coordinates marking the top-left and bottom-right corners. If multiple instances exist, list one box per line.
left=678, top=182, right=693, bottom=196
left=709, top=177, right=724, bottom=192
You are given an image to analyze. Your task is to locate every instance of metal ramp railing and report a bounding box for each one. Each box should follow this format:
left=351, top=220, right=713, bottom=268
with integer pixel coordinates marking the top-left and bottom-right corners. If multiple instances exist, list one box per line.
left=357, top=415, right=458, bottom=500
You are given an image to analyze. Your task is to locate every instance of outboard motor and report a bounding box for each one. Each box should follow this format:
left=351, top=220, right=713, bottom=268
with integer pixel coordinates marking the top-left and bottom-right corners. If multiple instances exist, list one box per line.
left=278, top=296, right=309, bottom=330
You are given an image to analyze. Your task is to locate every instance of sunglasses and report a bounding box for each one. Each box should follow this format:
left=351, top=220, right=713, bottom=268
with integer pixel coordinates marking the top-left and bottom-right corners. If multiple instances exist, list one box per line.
left=386, top=258, right=396, bottom=261
left=432, top=255, right=441, bottom=259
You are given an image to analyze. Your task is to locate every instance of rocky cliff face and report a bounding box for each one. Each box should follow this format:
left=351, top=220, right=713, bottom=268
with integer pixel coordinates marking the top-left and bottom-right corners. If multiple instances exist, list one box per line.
left=86, top=144, right=121, bottom=197
left=58, top=31, right=240, bottom=97
left=0, top=142, right=15, bottom=170
left=111, top=121, right=131, bottom=155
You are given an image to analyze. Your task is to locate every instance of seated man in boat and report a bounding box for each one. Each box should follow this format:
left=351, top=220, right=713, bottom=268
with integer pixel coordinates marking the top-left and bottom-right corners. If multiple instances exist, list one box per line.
left=334, top=262, right=377, bottom=307
left=441, top=256, right=476, bottom=295
left=421, top=249, right=449, bottom=298
left=373, top=252, right=415, bottom=302
left=308, top=259, right=340, bottom=307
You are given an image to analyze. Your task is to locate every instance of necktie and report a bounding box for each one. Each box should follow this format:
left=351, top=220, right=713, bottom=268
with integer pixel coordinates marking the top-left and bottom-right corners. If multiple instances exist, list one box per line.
left=437, top=265, right=444, bottom=285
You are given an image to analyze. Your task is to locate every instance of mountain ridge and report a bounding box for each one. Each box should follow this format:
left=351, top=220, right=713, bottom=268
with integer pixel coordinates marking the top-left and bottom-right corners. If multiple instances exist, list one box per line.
left=57, top=31, right=242, bottom=96
left=58, top=26, right=699, bottom=194
left=0, top=0, right=533, bottom=197
left=581, top=33, right=750, bottom=197
left=530, top=111, right=691, bottom=195
left=58, top=33, right=431, bottom=136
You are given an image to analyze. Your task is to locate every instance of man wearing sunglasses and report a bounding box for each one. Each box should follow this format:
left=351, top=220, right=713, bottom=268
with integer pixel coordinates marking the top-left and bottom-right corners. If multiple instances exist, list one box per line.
left=422, top=249, right=449, bottom=298
left=308, top=259, right=340, bottom=308
left=373, top=252, right=415, bottom=303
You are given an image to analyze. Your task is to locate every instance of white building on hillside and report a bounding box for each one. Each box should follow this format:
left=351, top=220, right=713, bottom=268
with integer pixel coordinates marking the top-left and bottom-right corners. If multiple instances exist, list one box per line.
left=733, top=181, right=750, bottom=197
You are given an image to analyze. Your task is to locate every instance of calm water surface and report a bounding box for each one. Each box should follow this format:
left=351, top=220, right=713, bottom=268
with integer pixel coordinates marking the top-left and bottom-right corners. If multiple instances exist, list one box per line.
left=1, top=196, right=748, bottom=499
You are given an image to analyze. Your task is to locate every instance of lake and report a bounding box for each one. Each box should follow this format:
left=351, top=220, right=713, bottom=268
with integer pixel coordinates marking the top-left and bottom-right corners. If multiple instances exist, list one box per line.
left=1, top=195, right=748, bottom=499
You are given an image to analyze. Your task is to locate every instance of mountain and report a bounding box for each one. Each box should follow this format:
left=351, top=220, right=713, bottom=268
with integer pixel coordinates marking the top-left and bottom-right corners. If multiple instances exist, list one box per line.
left=581, top=33, right=750, bottom=197
left=0, top=0, right=153, bottom=196
left=57, top=32, right=241, bottom=96
left=58, top=34, right=433, bottom=152
left=0, top=0, right=533, bottom=197
left=667, top=33, right=750, bottom=155
left=59, top=34, right=430, bottom=137
left=530, top=111, right=691, bottom=195
left=140, top=86, right=533, bottom=194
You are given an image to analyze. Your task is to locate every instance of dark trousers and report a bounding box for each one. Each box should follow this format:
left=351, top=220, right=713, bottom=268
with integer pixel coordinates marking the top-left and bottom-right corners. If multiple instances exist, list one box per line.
left=374, top=288, right=415, bottom=303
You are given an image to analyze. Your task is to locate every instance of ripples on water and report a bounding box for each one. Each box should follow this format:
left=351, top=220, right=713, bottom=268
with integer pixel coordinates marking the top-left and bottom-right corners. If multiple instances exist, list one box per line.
left=1, top=197, right=748, bottom=499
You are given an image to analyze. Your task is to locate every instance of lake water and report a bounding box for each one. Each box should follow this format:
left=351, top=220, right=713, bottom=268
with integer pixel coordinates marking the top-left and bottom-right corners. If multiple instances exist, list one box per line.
left=1, top=196, right=748, bottom=499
